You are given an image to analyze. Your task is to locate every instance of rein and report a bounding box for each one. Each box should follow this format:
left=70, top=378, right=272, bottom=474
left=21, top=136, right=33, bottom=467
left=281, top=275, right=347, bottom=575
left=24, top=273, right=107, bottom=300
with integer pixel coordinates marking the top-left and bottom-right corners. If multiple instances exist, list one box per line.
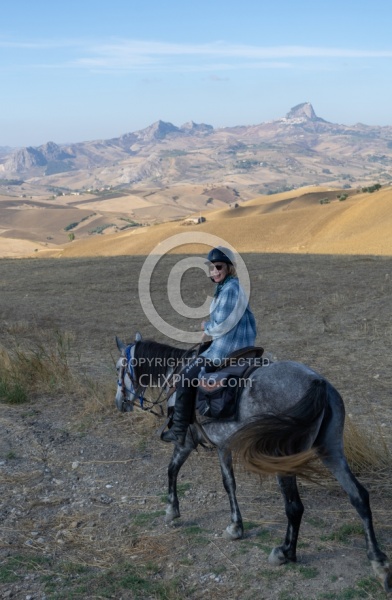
left=120, top=341, right=201, bottom=417
left=151, top=342, right=201, bottom=407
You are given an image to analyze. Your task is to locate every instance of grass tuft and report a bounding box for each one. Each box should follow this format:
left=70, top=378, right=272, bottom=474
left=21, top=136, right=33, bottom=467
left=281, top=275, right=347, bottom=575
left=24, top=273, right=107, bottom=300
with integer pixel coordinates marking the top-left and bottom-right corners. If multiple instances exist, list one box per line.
left=0, top=327, right=116, bottom=415
left=343, top=416, right=391, bottom=476
left=321, top=522, right=364, bottom=543
left=0, top=378, right=28, bottom=403
left=0, top=329, right=75, bottom=403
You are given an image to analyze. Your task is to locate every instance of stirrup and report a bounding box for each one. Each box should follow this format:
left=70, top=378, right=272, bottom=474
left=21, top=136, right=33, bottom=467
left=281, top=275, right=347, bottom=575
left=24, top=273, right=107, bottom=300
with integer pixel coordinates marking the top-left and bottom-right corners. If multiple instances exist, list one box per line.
left=157, top=416, right=173, bottom=438
left=161, top=429, right=177, bottom=443
left=160, top=429, right=186, bottom=446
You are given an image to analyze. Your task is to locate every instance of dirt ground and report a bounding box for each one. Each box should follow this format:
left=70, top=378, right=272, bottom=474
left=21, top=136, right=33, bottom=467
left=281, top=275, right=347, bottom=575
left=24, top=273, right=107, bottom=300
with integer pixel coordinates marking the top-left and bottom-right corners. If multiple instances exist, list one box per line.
left=0, top=253, right=391, bottom=599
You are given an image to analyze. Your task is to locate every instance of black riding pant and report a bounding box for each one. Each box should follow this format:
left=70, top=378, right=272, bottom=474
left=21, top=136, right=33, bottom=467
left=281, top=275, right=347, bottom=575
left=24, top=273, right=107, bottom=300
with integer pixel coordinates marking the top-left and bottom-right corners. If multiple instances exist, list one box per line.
left=172, top=356, right=214, bottom=430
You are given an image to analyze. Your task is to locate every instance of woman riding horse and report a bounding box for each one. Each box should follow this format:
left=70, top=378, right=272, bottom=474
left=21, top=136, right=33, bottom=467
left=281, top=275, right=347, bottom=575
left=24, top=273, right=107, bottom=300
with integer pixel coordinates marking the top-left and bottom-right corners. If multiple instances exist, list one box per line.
left=115, top=333, right=392, bottom=591
left=161, top=246, right=257, bottom=445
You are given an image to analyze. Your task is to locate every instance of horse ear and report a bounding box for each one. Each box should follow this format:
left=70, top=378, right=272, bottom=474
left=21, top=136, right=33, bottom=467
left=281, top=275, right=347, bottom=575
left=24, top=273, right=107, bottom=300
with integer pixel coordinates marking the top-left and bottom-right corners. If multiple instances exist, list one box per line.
left=116, top=336, right=127, bottom=352
left=135, top=332, right=142, bottom=342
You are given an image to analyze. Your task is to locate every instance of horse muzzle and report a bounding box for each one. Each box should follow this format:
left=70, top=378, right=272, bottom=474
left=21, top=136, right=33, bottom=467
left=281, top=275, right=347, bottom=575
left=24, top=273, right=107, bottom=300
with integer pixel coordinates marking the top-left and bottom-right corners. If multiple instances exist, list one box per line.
left=115, top=387, right=134, bottom=412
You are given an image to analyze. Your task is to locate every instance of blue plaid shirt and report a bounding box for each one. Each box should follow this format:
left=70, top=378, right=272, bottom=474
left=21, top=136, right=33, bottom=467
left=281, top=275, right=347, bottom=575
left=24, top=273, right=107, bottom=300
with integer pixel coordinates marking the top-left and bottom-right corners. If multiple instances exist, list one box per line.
left=201, top=276, right=257, bottom=363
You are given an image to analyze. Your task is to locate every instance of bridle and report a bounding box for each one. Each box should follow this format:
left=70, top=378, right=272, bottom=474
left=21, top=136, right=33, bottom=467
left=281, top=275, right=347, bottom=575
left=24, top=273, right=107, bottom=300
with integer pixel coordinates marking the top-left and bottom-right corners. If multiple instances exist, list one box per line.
left=116, top=341, right=202, bottom=417
left=116, top=343, right=146, bottom=412
left=116, top=343, right=171, bottom=417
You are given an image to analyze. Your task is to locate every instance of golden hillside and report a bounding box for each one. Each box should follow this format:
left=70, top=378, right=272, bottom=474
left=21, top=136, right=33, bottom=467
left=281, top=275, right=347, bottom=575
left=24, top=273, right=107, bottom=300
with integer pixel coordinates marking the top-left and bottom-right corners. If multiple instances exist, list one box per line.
left=1, top=185, right=391, bottom=258
left=56, top=186, right=392, bottom=258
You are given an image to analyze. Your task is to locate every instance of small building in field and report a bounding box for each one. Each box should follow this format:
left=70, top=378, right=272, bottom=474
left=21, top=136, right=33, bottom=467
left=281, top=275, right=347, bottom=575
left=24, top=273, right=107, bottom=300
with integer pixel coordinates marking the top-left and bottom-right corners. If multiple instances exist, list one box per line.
left=182, top=216, right=206, bottom=225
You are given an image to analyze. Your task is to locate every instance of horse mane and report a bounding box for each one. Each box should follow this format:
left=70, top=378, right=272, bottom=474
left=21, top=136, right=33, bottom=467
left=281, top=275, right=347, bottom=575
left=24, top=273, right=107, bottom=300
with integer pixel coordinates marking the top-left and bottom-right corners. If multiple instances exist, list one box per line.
left=133, top=339, right=186, bottom=383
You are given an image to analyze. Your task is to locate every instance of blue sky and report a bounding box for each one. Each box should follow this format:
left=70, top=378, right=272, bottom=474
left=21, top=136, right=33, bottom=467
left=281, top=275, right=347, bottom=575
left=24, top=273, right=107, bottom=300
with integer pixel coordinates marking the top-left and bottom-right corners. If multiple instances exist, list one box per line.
left=1, top=0, right=392, bottom=147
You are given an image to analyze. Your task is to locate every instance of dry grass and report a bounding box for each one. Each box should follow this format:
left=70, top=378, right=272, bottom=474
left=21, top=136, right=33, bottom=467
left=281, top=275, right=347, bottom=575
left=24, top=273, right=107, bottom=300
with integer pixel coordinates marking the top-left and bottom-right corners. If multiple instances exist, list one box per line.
left=1, top=327, right=390, bottom=482
left=56, top=187, right=392, bottom=259
left=4, top=185, right=392, bottom=259
left=7, top=507, right=175, bottom=570
left=0, top=328, right=74, bottom=396
left=0, top=326, right=119, bottom=414
left=344, top=416, right=391, bottom=476
left=1, top=253, right=391, bottom=598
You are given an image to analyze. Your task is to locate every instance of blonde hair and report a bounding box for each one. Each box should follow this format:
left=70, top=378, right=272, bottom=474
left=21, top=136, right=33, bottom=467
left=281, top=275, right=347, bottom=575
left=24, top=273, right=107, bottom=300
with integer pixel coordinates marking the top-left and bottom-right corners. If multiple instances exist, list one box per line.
left=227, top=264, right=237, bottom=277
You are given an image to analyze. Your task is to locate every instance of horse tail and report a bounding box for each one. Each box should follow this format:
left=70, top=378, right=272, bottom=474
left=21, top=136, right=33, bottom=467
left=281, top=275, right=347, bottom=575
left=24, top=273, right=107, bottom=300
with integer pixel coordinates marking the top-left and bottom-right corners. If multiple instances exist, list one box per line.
left=229, top=378, right=327, bottom=478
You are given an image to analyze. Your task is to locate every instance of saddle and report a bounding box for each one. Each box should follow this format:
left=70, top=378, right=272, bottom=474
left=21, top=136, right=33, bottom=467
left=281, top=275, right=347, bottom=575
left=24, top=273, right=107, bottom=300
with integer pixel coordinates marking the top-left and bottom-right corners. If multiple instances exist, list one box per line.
left=159, top=345, right=267, bottom=442
left=196, top=346, right=266, bottom=420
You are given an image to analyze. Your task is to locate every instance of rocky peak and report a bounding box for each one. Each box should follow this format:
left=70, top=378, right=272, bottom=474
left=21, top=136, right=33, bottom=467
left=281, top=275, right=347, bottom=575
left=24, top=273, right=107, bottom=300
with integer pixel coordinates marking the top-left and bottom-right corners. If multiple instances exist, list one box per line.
left=135, top=120, right=180, bottom=142
left=40, top=141, right=60, bottom=154
left=5, top=146, right=48, bottom=172
left=180, top=121, right=214, bottom=133
left=285, top=102, right=320, bottom=122
left=38, top=141, right=74, bottom=160
left=3, top=140, right=74, bottom=173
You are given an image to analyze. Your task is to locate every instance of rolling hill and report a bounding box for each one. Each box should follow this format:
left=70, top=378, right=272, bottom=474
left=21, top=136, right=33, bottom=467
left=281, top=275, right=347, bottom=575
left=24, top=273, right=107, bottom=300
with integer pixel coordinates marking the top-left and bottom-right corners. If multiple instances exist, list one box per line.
left=1, top=103, right=392, bottom=259
left=21, top=184, right=390, bottom=259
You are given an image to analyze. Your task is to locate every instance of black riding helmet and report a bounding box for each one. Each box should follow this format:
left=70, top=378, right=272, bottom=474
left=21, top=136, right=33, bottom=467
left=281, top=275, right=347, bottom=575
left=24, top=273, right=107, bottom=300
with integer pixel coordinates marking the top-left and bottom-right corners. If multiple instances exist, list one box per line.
left=206, top=246, right=234, bottom=265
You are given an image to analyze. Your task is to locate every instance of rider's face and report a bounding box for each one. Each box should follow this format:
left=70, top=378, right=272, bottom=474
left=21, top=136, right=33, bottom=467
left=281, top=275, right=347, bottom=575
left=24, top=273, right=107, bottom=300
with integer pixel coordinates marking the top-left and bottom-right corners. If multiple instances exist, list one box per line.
left=209, top=262, right=228, bottom=283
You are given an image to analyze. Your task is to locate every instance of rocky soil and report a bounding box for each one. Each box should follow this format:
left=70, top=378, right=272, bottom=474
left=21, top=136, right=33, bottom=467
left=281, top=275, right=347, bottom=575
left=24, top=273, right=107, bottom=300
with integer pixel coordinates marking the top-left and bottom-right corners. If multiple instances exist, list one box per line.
left=0, top=253, right=391, bottom=599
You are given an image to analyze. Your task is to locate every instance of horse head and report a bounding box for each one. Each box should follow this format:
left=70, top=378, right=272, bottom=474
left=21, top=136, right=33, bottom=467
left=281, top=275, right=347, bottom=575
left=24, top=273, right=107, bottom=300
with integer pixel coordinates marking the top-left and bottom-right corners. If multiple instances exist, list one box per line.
left=115, top=332, right=144, bottom=412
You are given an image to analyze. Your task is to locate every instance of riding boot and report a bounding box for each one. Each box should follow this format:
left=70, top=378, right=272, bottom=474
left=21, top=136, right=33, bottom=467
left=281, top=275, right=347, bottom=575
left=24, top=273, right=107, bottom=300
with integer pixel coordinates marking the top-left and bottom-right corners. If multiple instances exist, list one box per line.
left=161, top=386, right=195, bottom=446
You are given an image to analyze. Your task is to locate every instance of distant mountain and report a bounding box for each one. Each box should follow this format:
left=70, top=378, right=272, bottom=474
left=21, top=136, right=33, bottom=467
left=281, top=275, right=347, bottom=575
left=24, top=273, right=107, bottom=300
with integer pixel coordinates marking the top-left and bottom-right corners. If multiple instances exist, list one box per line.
left=4, top=141, right=75, bottom=174
left=0, top=146, right=14, bottom=157
left=284, top=102, right=325, bottom=122
left=1, top=104, right=392, bottom=192
left=181, top=121, right=214, bottom=133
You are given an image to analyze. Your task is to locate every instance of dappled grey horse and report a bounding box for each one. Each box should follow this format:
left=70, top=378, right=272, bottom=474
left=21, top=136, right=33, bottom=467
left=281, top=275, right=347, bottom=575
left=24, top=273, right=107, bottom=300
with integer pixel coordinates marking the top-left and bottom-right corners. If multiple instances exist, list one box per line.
left=115, top=334, right=391, bottom=592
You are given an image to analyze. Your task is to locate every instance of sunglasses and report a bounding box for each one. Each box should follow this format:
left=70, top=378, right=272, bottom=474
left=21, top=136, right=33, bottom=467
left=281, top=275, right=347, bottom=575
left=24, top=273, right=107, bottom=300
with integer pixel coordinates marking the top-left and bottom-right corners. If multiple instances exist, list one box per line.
left=209, top=263, right=225, bottom=272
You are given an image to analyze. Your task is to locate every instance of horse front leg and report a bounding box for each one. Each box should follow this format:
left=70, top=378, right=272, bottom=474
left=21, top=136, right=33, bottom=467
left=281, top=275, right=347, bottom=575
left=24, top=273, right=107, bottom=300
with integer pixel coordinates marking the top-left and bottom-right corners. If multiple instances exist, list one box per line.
left=269, top=475, right=304, bottom=566
left=217, top=447, right=244, bottom=540
left=321, top=453, right=392, bottom=593
left=165, top=443, right=194, bottom=524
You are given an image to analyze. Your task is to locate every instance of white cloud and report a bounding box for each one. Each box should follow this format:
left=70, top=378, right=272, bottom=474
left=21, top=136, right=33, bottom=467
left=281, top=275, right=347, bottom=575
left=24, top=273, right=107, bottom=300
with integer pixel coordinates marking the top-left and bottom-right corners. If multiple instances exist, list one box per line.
left=3, top=37, right=392, bottom=73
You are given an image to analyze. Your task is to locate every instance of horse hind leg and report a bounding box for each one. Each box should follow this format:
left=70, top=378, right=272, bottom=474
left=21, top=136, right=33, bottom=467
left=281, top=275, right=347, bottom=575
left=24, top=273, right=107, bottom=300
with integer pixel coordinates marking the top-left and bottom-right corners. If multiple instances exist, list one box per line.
left=217, top=448, right=244, bottom=540
left=269, top=475, right=304, bottom=566
left=321, top=451, right=392, bottom=592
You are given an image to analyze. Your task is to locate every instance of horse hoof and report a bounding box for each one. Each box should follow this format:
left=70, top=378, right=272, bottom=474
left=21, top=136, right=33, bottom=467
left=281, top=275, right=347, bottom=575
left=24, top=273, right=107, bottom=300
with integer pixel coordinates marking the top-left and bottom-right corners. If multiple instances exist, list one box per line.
left=268, top=547, right=288, bottom=566
left=382, top=566, right=392, bottom=593
left=223, top=523, right=243, bottom=540
left=385, top=571, right=392, bottom=594
left=165, top=506, right=180, bottom=523
left=371, top=560, right=392, bottom=593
